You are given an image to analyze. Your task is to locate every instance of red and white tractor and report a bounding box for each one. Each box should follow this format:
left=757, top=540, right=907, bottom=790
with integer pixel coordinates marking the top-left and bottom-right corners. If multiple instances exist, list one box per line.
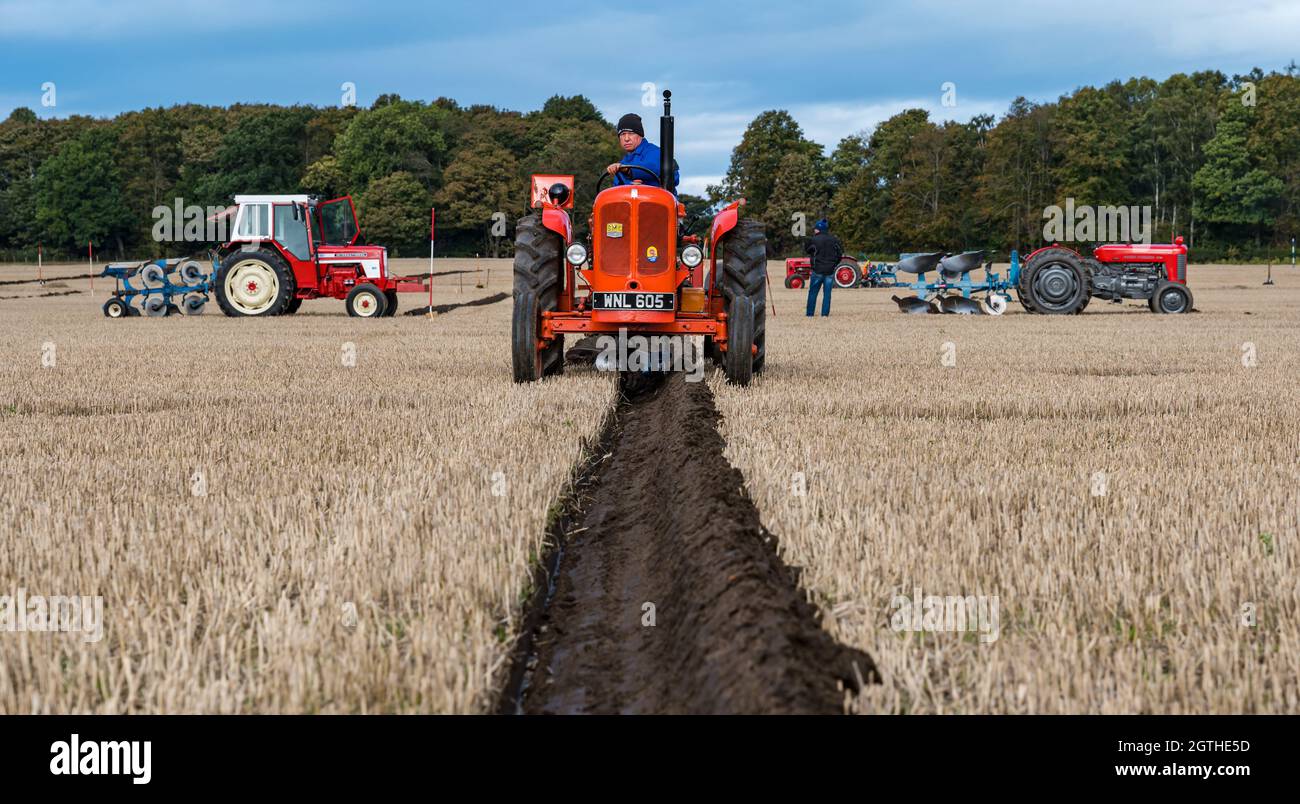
left=213, top=194, right=424, bottom=317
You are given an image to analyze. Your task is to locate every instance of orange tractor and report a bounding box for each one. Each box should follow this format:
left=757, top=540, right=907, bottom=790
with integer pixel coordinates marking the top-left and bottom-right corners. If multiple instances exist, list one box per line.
left=511, top=91, right=768, bottom=385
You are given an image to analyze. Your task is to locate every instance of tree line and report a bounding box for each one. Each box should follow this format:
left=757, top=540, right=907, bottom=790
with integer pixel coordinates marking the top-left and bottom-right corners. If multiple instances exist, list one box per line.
left=1, top=65, right=1297, bottom=263
left=717, top=66, right=1300, bottom=262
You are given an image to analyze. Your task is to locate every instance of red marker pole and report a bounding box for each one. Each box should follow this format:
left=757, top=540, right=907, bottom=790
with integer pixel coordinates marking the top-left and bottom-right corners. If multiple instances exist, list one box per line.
left=434, top=208, right=444, bottom=310
left=88, top=241, right=94, bottom=298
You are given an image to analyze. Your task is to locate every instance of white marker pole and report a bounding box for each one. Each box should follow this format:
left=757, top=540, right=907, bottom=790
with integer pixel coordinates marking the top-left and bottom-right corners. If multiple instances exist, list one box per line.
left=37, top=242, right=43, bottom=286
left=88, top=240, right=94, bottom=299
left=434, top=208, right=444, bottom=314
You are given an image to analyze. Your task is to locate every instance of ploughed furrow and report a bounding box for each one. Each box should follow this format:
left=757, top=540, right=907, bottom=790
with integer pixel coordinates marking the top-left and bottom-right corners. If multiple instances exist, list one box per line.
left=499, top=372, right=876, bottom=715
left=403, top=291, right=510, bottom=316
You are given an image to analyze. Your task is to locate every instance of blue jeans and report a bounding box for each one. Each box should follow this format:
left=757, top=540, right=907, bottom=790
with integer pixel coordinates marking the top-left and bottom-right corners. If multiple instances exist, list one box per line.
left=805, top=272, right=833, bottom=316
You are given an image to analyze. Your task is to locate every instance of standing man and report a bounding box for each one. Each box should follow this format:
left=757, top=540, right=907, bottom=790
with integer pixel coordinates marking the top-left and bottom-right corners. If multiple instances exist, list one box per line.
left=605, top=113, right=681, bottom=192
left=804, top=218, right=842, bottom=317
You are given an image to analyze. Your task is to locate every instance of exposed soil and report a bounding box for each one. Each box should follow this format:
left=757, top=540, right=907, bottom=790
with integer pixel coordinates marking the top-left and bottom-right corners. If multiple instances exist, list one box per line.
left=0, top=289, right=84, bottom=300
left=498, top=372, right=876, bottom=715
left=0, top=273, right=97, bottom=287
left=403, top=291, right=509, bottom=316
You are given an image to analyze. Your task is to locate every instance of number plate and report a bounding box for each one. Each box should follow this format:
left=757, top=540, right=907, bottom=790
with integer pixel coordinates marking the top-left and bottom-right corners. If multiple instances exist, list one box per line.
left=591, top=292, right=675, bottom=311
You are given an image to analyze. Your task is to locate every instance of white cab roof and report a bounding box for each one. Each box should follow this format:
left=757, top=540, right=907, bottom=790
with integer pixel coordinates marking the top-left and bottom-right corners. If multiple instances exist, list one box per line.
left=234, top=194, right=311, bottom=205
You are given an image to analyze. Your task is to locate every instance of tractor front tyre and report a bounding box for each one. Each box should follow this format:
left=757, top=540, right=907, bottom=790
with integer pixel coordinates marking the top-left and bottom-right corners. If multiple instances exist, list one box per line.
left=215, top=249, right=294, bottom=317
left=102, top=298, right=129, bottom=319
left=783, top=274, right=797, bottom=289
left=1018, top=248, right=1090, bottom=315
left=512, top=213, right=564, bottom=382
left=1151, top=281, right=1193, bottom=314
left=720, top=218, right=768, bottom=379
left=724, top=295, right=755, bottom=386
left=346, top=283, right=388, bottom=318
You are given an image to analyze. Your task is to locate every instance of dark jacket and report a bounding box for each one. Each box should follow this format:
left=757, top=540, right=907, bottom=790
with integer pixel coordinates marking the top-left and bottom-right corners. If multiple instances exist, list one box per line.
left=805, top=231, right=843, bottom=274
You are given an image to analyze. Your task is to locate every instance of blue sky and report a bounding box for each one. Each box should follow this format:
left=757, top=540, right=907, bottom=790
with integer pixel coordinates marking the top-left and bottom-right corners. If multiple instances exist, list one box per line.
left=3, top=0, right=1297, bottom=194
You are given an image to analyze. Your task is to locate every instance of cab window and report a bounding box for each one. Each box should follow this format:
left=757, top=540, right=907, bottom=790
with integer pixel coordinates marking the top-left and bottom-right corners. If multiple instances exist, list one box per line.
left=237, top=203, right=269, bottom=238
left=273, top=204, right=311, bottom=260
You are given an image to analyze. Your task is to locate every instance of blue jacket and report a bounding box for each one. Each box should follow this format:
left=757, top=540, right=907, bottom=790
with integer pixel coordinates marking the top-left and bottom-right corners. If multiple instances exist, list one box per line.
left=615, top=139, right=680, bottom=192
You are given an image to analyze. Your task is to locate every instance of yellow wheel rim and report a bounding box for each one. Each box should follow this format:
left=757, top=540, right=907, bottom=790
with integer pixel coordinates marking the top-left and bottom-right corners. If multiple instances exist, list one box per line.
left=225, top=260, right=279, bottom=314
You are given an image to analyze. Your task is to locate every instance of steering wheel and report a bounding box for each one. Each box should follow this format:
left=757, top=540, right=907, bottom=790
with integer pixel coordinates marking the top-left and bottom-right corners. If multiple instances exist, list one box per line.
left=595, top=163, right=660, bottom=194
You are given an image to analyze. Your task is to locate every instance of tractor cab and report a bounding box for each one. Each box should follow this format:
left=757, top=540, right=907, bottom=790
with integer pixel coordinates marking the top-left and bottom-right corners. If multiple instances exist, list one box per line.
left=512, top=91, right=768, bottom=385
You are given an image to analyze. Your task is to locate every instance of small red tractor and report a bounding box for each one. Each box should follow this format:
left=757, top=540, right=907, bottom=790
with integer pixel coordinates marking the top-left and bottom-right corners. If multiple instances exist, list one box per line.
left=783, top=255, right=864, bottom=289
left=1017, top=237, right=1192, bottom=314
left=511, top=90, right=768, bottom=385
left=212, top=194, right=425, bottom=317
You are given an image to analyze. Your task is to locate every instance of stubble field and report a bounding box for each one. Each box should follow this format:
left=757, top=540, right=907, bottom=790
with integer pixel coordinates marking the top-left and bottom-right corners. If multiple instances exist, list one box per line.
left=1, top=256, right=1296, bottom=713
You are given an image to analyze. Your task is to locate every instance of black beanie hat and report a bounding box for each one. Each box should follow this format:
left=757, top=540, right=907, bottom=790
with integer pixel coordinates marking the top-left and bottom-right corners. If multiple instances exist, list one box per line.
left=616, top=113, right=645, bottom=137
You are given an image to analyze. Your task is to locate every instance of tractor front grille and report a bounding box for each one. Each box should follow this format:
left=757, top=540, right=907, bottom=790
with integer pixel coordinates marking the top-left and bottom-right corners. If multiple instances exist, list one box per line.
left=637, top=202, right=671, bottom=275
left=598, top=201, right=632, bottom=276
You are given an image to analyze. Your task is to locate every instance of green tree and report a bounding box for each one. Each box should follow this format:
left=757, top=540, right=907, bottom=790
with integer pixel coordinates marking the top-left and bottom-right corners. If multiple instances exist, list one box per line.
left=1052, top=85, right=1130, bottom=205
left=34, top=127, right=134, bottom=257
left=1149, top=71, right=1226, bottom=243
left=711, top=110, right=821, bottom=217
left=1193, top=96, right=1284, bottom=243
left=114, top=108, right=184, bottom=254
left=828, top=109, right=930, bottom=253
left=334, top=100, right=450, bottom=193
left=301, top=155, right=348, bottom=199
left=358, top=171, right=431, bottom=257
left=975, top=98, right=1057, bottom=252
left=539, top=95, right=607, bottom=126
left=435, top=133, right=522, bottom=256
left=762, top=152, right=827, bottom=255
left=195, top=106, right=315, bottom=203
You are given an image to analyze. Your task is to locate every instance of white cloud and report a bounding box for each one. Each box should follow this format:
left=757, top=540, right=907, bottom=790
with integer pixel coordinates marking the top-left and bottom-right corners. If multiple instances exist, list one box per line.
left=678, top=175, right=723, bottom=196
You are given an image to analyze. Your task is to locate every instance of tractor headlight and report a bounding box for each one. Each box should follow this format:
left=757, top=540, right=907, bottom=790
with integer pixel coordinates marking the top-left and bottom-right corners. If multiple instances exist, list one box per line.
left=681, top=245, right=703, bottom=268
left=566, top=243, right=588, bottom=266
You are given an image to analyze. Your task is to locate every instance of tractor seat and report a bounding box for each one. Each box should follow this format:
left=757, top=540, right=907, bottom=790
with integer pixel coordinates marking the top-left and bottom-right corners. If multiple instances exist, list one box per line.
left=893, top=252, right=945, bottom=274
left=938, top=250, right=985, bottom=278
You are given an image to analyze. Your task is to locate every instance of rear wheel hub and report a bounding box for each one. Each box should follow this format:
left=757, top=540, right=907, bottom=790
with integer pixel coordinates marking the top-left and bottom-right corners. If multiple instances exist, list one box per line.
left=1036, top=265, right=1078, bottom=307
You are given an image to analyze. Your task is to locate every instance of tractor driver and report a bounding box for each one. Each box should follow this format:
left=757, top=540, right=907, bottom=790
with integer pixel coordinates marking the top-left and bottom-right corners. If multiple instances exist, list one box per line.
left=605, top=113, right=680, bottom=193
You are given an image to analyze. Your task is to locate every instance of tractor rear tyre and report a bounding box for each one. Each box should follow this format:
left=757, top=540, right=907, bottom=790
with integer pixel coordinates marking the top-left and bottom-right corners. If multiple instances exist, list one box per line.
left=720, top=218, right=768, bottom=379
left=383, top=290, right=399, bottom=316
left=215, top=249, right=295, bottom=317
left=346, top=283, right=387, bottom=317
left=1018, top=247, right=1090, bottom=315
left=834, top=259, right=861, bottom=288
left=283, top=296, right=303, bottom=315
left=512, top=213, right=564, bottom=382
left=1150, top=280, right=1192, bottom=314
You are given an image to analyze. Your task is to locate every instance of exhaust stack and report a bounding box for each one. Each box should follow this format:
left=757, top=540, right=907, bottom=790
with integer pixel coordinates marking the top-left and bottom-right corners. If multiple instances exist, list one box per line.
left=659, top=90, right=675, bottom=194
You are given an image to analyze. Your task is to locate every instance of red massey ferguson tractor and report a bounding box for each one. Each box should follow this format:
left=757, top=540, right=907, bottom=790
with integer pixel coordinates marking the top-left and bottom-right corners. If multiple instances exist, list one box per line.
left=783, top=255, right=864, bottom=289
left=511, top=91, right=768, bottom=385
left=212, top=194, right=424, bottom=317
left=1017, top=237, right=1193, bottom=314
